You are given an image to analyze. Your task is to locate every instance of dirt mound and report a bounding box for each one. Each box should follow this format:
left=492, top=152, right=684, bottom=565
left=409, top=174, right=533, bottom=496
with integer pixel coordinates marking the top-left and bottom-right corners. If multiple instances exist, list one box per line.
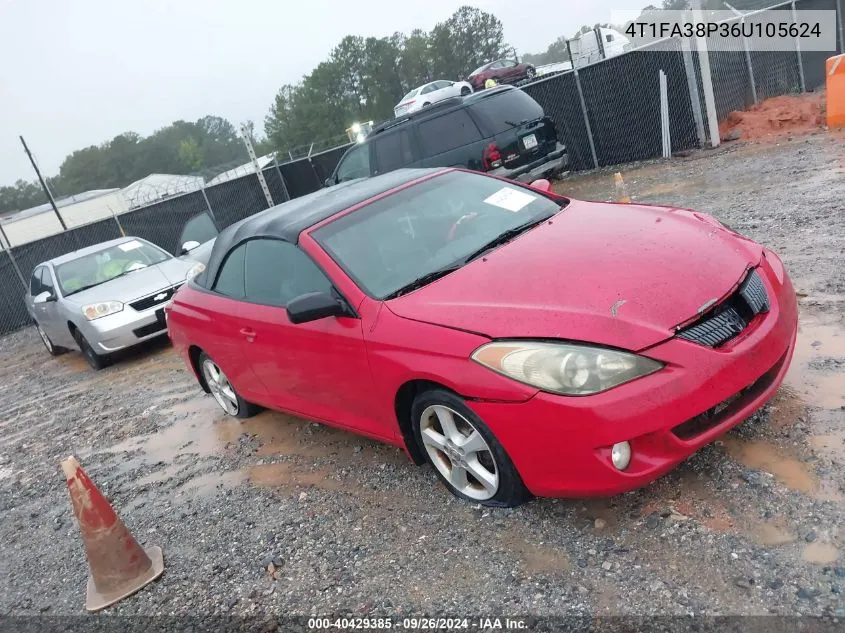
left=720, top=92, right=826, bottom=142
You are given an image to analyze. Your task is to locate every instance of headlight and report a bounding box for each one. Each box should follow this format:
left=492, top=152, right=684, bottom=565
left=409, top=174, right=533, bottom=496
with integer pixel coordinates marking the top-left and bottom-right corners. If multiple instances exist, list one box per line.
left=82, top=301, right=124, bottom=321
left=186, top=262, right=205, bottom=281
left=471, top=341, right=663, bottom=396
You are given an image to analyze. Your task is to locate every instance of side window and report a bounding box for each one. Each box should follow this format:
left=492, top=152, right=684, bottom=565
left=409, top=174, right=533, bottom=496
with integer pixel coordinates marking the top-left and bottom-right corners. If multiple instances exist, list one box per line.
left=373, top=129, right=415, bottom=174
left=434, top=81, right=452, bottom=89
left=213, top=243, right=246, bottom=299
left=336, top=144, right=371, bottom=183
left=41, top=268, right=55, bottom=294
left=488, top=61, right=503, bottom=69
left=417, top=110, right=483, bottom=157
left=420, top=84, right=436, bottom=94
left=502, top=60, right=516, bottom=68
left=606, top=33, right=613, bottom=42
left=30, top=267, right=43, bottom=296
left=179, top=212, right=218, bottom=248
left=244, top=239, right=332, bottom=307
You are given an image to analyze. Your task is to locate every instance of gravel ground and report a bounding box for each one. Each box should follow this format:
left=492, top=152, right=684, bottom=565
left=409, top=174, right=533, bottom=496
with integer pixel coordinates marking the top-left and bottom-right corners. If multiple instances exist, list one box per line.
left=1, top=132, right=844, bottom=625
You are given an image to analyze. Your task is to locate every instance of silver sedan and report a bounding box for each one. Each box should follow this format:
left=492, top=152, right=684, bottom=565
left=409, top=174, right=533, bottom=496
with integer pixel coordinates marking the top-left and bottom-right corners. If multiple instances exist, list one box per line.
left=25, top=236, right=206, bottom=370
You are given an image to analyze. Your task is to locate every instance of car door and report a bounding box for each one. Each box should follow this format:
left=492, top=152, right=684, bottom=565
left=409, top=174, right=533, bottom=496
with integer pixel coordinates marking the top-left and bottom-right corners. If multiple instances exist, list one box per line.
left=499, top=60, right=519, bottom=81
left=418, top=83, right=438, bottom=105
left=236, top=238, right=383, bottom=437
left=204, top=242, right=270, bottom=403
left=431, top=80, right=453, bottom=101
left=38, top=267, right=63, bottom=340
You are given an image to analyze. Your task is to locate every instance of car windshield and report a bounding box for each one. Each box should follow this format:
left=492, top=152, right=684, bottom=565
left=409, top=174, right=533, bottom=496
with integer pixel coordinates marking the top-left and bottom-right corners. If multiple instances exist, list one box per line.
left=400, top=88, right=419, bottom=101
left=470, top=63, right=491, bottom=76
left=56, top=240, right=171, bottom=296
left=312, top=171, right=565, bottom=300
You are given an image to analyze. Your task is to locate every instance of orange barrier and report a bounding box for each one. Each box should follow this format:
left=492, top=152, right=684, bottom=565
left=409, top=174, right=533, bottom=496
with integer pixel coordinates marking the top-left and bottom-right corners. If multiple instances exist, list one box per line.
left=61, top=456, right=164, bottom=611
left=827, top=54, right=845, bottom=129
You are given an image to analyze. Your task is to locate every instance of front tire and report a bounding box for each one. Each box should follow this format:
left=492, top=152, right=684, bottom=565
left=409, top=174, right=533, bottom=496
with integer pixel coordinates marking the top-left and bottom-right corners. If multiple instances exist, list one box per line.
left=411, top=388, right=529, bottom=507
left=199, top=352, right=259, bottom=419
left=73, top=329, right=109, bottom=370
left=526, top=67, right=536, bottom=79
left=36, top=324, right=66, bottom=356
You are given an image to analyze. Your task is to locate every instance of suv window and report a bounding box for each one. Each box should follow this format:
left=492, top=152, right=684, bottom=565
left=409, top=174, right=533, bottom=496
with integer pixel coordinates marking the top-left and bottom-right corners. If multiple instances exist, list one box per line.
left=244, top=239, right=332, bottom=307
left=336, top=144, right=371, bottom=183
left=417, top=110, right=482, bottom=157
left=41, top=267, right=55, bottom=294
left=30, top=267, right=43, bottom=296
left=467, top=89, right=544, bottom=135
left=213, top=243, right=246, bottom=298
left=373, top=129, right=415, bottom=174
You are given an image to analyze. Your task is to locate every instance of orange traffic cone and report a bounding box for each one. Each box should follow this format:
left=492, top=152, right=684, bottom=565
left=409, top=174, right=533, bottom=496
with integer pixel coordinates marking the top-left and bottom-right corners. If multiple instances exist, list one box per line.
left=61, top=456, right=164, bottom=612
left=614, top=172, right=632, bottom=203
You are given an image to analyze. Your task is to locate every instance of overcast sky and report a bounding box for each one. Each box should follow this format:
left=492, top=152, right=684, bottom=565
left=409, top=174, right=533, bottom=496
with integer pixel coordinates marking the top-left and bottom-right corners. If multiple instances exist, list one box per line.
left=0, top=0, right=645, bottom=186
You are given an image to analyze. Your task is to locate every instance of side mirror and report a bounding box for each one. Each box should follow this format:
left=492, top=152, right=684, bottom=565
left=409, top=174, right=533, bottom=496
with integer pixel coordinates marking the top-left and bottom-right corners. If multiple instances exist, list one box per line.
left=180, top=240, right=201, bottom=255
left=287, top=291, right=346, bottom=324
left=33, top=291, right=55, bottom=304
left=529, top=178, right=553, bottom=193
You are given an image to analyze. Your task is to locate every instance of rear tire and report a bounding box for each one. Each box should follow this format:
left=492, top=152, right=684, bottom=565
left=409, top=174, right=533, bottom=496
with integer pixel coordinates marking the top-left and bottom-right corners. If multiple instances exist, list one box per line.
left=460, top=86, right=471, bottom=96
left=199, top=352, right=259, bottom=419
left=411, top=388, right=529, bottom=507
left=73, top=329, right=109, bottom=371
left=422, top=102, right=431, bottom=108
left=526, top=67, right=536, bottom=79
left=36, top=324, right=66, bottom=357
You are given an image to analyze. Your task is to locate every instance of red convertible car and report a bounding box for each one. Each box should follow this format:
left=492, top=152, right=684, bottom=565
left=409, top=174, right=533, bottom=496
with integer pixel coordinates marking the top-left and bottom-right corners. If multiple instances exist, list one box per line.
left=166, top=168, right=798, bottom=507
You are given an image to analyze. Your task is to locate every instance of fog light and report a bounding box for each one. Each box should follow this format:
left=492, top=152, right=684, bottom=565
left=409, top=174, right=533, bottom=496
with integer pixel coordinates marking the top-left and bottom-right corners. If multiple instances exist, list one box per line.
left=611, top=441, right=631, bottom=471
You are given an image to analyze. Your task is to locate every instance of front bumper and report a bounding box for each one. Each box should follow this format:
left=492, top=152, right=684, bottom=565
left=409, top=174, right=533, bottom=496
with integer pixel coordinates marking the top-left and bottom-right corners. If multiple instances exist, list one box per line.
left=489, top=143, right=569, bottom=183
left=78, top=299, right=172, bottom=353
left=466, top=254, right=798, bottom=498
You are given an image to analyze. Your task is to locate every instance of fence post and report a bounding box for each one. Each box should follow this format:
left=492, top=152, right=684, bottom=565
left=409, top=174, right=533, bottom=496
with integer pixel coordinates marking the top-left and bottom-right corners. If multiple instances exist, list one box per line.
left=791, top=1, right=807, bottom=92
left=681, top=35, right=706, bottom=148
left=573, top=69, right=599, bottom=169
left=566, top=40, right=574, bottom=69
left=272, top=156, right=291, bottom=202
left=200, top=186, right=218, bottom=226
left=692, top=0, right=721, bottom=148
left=838, top=0, right=845, bottom=53
left=740, top=17, right=759, bottom=104
left=239, top=123, right=275, bottom=209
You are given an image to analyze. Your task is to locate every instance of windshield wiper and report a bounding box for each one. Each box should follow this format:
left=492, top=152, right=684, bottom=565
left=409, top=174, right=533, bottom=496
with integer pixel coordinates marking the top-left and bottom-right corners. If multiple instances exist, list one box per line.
left=505, top=118, right=530, bottom=127
left=462, top=216, right=550, bottom=264
left=384, top=264, right=464, bottom=300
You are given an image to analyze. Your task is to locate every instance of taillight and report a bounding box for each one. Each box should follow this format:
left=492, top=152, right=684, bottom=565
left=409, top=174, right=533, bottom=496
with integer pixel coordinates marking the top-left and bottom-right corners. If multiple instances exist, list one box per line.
left=482, top=143, right=502, bottom=170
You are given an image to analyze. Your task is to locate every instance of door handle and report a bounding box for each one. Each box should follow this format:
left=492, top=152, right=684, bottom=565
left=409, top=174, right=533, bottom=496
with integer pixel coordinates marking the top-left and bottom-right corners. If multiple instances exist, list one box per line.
left=239, top=327, right=257, bottom=341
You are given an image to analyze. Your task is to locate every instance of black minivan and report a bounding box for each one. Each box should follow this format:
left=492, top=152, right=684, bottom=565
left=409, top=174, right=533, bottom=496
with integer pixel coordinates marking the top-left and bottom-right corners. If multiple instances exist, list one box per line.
left=326, top=86, right=568, bottom=186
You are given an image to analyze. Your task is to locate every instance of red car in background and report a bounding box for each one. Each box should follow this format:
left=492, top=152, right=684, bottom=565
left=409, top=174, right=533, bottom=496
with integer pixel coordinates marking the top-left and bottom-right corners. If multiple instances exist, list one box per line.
left=167, top=168, right=798, bottom=507
left=467, top=59, right=536, bottom=90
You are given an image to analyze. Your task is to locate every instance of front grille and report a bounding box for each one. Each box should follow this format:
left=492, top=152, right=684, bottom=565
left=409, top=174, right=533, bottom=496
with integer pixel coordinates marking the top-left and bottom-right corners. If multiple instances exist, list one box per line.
left=676, top=269, right=769, bottom=348
left=129, top=284, right=182, bottom=312
left=672, top=349, right=787, bottom=440
left=132, top=309, right=167, bottom=338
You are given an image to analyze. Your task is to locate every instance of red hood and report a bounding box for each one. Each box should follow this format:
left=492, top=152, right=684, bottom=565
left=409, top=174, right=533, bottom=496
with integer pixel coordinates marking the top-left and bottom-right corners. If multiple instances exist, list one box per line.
left=387, top=200, right=762, bottom=351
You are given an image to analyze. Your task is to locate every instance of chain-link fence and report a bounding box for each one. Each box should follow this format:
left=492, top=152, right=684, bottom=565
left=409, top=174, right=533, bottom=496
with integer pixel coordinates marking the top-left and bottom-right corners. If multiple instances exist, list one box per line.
left=0, top=146, right=353, bottom=336
left=523, top=0, right=841, bottom=168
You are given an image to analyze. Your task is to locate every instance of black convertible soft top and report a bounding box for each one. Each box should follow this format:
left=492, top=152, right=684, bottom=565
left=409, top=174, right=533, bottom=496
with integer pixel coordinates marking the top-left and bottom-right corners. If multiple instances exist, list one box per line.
left=200, top=168, right=445, bottom=288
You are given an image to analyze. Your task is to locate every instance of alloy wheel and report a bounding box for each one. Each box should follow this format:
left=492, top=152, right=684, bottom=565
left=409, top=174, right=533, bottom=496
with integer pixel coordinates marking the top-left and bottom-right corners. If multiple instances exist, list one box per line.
left=202, top=359, right=239, bottom=416
left=419, top=404, right=499, bottom=501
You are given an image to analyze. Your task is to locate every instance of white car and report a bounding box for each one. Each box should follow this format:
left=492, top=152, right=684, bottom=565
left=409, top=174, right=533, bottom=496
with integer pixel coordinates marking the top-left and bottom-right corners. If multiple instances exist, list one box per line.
left=393, top=80, right=473, bottom=118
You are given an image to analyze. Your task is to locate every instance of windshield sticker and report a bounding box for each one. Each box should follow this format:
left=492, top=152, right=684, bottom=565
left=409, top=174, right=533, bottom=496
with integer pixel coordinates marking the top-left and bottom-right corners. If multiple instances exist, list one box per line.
left=483, top=187, right=536, bottom=212
left=118, top=240, right=143, bottom=252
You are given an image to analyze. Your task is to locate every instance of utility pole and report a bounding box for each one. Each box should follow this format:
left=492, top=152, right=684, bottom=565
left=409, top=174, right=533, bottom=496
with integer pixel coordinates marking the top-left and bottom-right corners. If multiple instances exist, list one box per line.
left=19, top=136, right=68, bottom=230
